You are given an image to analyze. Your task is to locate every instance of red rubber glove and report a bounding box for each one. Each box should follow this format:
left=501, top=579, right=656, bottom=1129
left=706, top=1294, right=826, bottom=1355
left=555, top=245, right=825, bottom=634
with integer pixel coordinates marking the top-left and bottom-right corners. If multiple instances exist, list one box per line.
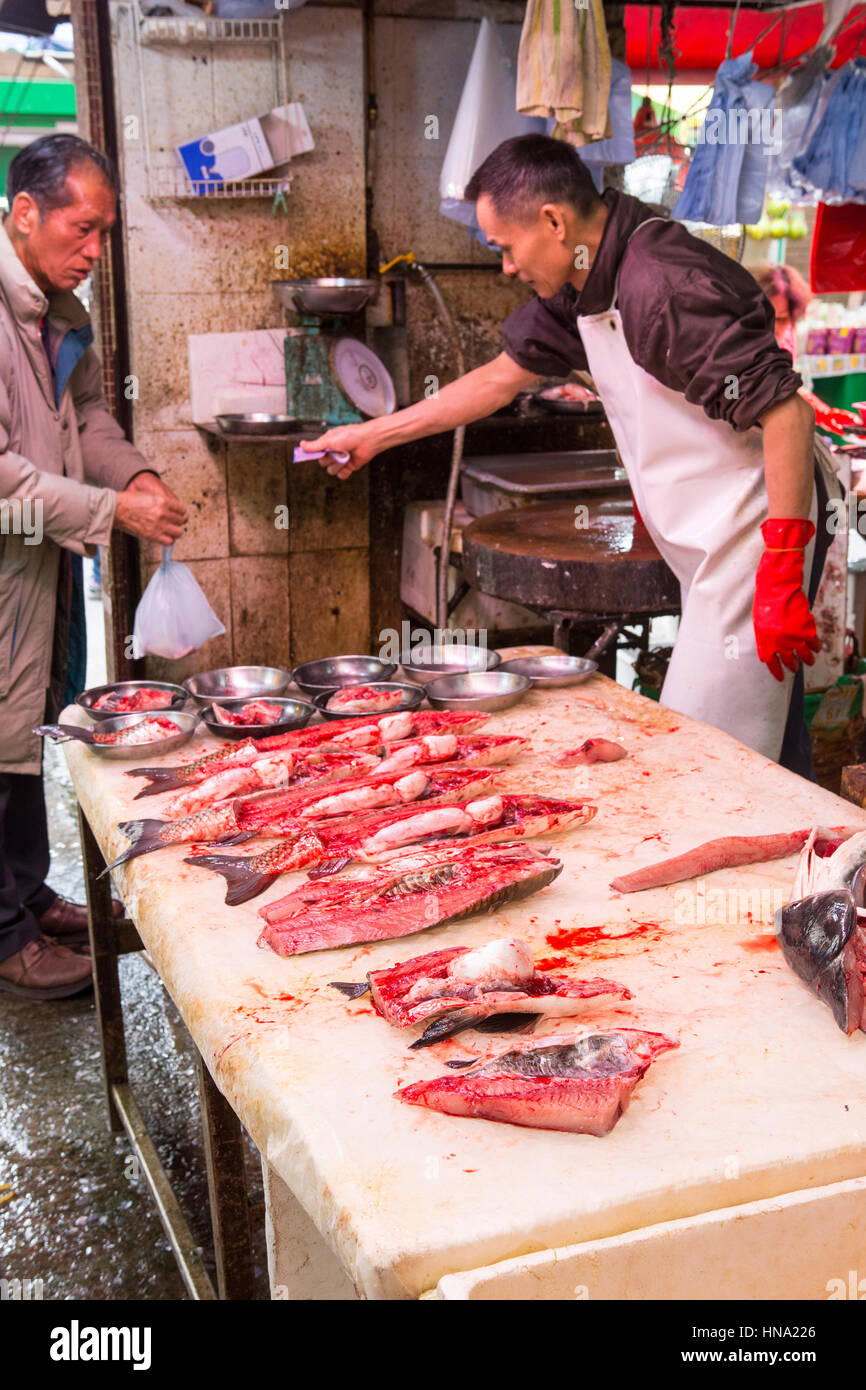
left=753, top=518, right=820, bottom=682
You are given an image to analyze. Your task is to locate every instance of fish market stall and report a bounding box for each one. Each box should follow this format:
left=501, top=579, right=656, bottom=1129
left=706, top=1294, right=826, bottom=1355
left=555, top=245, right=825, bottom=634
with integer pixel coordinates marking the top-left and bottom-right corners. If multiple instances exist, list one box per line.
left=60, top=671, right=866, bottom=1301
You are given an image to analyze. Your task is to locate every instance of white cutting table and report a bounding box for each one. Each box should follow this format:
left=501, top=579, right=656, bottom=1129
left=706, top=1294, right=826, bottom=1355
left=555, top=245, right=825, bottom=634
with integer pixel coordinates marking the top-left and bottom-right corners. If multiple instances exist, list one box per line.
left=63, top=674, right=866, bottom=1300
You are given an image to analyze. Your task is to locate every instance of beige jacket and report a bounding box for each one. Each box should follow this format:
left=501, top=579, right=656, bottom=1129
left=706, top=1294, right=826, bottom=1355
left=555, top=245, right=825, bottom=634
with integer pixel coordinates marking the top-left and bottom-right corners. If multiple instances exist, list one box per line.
left=0, top=221, right=152, bottom=774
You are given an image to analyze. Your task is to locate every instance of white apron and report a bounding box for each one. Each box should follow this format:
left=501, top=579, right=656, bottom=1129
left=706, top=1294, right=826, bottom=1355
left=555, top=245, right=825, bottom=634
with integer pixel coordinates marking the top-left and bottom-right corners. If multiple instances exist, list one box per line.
left=577, top=219, right=816, bottom=761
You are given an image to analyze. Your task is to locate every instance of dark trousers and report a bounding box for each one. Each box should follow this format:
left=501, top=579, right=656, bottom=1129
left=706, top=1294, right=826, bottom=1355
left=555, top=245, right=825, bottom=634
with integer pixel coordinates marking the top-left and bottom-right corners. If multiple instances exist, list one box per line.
left=0, top=771, right=57, bottom=963
left=778, top=467, right=832, bottom=780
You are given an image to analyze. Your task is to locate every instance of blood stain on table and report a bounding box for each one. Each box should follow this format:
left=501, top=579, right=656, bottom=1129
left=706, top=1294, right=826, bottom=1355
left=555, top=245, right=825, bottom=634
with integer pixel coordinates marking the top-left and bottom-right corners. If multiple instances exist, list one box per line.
left=739, top=934, right=779, bottom=953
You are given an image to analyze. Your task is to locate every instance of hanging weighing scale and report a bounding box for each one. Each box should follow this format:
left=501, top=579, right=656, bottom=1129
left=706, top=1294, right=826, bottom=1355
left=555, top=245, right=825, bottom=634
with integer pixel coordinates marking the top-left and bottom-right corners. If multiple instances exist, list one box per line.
left=271, top=278, right=396, bottom=427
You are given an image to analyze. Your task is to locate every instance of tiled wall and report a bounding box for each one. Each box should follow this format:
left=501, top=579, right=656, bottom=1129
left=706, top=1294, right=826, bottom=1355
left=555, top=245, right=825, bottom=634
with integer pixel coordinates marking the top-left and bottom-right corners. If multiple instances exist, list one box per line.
left=108, top=2, right=532, bottom=678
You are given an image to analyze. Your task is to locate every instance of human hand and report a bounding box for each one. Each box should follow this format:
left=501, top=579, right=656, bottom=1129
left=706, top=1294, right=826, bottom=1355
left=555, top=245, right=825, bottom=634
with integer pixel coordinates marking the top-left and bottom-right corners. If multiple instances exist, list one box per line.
left=114, top=472, right=188, bottom=545
left=298, top=423, right=383, bottom=480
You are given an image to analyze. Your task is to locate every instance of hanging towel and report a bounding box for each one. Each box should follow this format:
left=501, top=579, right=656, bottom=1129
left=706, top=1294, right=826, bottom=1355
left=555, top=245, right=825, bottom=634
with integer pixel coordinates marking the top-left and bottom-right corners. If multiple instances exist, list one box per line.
left=516, top=0, right=612, bottom=147
left=672, top=51, right=775, bottom=225
left=578, top=58, right=636, bottom=189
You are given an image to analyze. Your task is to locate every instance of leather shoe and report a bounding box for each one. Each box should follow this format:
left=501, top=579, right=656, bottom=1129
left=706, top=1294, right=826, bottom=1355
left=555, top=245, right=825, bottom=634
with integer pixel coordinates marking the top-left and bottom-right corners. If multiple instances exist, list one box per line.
left=0, top=936, right=93, bottom=999
left=39, top=895, right=124, bottom=937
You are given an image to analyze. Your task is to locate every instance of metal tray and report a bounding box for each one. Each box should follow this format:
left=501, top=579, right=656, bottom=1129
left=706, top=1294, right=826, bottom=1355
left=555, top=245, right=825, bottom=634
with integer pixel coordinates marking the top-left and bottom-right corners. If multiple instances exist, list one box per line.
left=312, top=683, right=424, bottom=720
left=183, top=666, right=293, bottom=708
left=533, top=389, right=604, bottom=415
left=292, top=655, right=397, bottom=697
left=460, top=451, right=627, bottom=518
left=424, top=671, right=532, bottom=712
left=215, top=413, right=326, bottom=438
left=400, top=644, right=501, bottom=684
left=499, top=655, right=598, bottom=687
left=50, top=710, right=200, bottom=760
left=199, top=697, right=316, bottom=741
left=77, top=680, right=189, bottom=721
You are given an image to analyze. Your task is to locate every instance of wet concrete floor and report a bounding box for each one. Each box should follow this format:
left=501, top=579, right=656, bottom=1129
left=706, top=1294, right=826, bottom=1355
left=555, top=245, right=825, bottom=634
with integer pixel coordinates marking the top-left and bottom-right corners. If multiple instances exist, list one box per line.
left=0, top=576, right=268, bottom=1299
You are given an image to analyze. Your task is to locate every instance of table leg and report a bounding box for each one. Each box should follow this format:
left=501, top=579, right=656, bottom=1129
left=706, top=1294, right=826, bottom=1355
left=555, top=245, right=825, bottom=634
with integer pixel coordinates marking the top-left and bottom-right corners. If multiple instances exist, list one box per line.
left=196, top=1055, right=257, bottom=1300
left=78, top=805, right=127, bottom=1133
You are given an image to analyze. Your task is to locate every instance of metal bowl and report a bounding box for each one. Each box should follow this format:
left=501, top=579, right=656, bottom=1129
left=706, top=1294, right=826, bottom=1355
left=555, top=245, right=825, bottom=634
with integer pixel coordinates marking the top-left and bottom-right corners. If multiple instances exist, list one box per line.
left=424, top=671, right=532, bottom=712
left=312, top=682, right=424, bottom=721
left=84, top=710, right=200, bottom=760
left=498, top=655, right=599, bottom=687
left=271, top=278, right=380, bottom=316
left=291, top=655, right=397, bottom=698
left=183, top=666, right=293, bottom=708
left=400, top=645, right=501, bottom=685
left=77, top=681, right=189, bottom=722
left=215, top=413, right=327, bottom=438
left=199, top=697, right=316, bottom=741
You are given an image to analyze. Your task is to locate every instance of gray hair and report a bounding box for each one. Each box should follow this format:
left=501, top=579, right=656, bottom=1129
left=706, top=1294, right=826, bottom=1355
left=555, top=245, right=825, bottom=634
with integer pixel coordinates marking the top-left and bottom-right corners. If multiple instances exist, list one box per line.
left=7, top=134, right=118, bottom=218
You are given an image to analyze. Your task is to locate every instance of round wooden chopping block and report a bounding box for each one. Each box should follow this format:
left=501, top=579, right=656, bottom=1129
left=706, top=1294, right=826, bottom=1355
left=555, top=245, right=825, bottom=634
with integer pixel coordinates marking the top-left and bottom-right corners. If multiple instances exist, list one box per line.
left=462, top=502, right=680, bottom=613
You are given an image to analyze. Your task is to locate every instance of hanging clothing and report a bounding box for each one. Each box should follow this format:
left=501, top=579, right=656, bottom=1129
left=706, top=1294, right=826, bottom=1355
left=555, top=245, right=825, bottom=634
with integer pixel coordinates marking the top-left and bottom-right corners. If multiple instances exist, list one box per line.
left=792, top=58, right=866, bottom=204
left=516, top=0, right=612, bottom=147
left=673, top=50, right=775, bottom=225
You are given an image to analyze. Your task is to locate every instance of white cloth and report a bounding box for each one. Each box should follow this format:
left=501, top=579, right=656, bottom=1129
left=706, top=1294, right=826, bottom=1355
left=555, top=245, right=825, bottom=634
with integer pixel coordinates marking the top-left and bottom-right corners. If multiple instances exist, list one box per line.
left=576, top=221, right=815, bottom=760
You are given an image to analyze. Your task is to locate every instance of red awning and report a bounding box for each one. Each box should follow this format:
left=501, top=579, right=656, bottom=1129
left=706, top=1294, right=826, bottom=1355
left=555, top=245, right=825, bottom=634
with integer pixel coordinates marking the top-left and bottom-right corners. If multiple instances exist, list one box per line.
left=626, top=3, right=866, bottom=81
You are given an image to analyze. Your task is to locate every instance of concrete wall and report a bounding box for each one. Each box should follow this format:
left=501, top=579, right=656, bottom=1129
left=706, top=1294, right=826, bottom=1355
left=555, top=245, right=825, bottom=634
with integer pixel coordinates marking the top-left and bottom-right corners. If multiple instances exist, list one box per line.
left=108, top=2, right=532, bottom=676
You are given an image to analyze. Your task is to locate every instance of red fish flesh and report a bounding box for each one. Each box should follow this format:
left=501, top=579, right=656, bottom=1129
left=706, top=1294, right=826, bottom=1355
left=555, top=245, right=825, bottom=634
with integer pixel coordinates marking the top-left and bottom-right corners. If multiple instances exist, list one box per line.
left=326, top=685, right=405, bottom=714
left=125, top=709, right=489, bottom=797
left=396, top=1028, right=679, bottom=1135
left=609, top=827, right=865, bottom=895
left=211, top=700, right=285, bottom=727
left=330, top=937, right=631, bottom=1046
left=553, top=739, right=627, bottom=767
left=161, top=748, right=380, bottom=819
left=378, top=733, right=528, bottom=774
left=257, top=848, right=565, bottom=955
left=93, top=688, right=174, bottom=713
left=217, top=794, right=594, bottom=910
left=108, top=765, right=497, bottom=870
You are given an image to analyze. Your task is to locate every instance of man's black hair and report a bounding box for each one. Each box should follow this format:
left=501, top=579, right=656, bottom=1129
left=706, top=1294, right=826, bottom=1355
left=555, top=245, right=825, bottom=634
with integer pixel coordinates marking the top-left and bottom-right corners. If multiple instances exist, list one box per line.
left=465, top=134, right=602, bottom=221
left=7, top=134, right=118, bottom=218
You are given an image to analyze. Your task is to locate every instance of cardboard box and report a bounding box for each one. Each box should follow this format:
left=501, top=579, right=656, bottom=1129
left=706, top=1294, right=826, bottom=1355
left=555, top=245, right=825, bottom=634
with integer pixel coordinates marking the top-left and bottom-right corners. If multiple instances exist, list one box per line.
left=178, top=104, right=313, bottom=194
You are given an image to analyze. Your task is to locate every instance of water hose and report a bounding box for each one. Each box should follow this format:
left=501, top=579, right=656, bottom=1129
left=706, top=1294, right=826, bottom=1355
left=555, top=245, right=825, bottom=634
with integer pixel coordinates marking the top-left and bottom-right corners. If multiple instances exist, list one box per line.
left=379, top=253, right=467, bottom=633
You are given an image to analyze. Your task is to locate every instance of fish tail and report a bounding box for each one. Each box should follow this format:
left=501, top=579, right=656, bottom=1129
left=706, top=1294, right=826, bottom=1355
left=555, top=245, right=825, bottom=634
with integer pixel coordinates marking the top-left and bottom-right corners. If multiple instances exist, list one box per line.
left=329, top=981, right=371, bottom=1000
left=126, top=768, right=187, bottom=797
left=409, top=1009, right=475, bottom=1048
left=188, top=854, right=279, bottom=906
left=102, top=819, right=168, bottom=871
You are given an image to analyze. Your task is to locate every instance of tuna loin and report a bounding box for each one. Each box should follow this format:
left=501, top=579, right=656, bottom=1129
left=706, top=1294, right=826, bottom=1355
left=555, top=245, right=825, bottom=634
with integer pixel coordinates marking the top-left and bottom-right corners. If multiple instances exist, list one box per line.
left=396, top=1028, right=679, bottom=1134
left=257, top=847, right=565, bottom=954
left=609, top=827, right=865, bottom=895
left=331, top=938, right=632, bottom=1046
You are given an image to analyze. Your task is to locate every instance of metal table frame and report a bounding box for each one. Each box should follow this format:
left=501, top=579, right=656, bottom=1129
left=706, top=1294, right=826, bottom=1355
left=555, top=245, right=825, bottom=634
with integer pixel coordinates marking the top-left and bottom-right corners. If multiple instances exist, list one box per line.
left=78, top=805, right=259, bottom=1300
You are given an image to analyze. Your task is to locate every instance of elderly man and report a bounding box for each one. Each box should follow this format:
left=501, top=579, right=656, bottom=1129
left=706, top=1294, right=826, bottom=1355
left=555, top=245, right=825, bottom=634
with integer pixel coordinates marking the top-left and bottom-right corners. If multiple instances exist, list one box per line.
left=0, top=134, right=187, bottom=1000
left=304, top=133, right=838, bottom=780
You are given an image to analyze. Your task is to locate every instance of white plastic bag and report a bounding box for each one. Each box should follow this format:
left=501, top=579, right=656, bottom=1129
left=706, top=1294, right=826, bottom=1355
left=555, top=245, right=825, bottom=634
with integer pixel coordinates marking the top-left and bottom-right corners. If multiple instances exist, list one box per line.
left=132, top=546, right=225, bottom=660
left=439, top=18, right=546, bottom=204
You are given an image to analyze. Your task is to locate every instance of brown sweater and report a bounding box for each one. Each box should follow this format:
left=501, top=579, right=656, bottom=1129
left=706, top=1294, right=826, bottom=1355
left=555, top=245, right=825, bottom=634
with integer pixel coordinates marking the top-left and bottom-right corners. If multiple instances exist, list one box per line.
left=501, top=189, right=802, bottom=433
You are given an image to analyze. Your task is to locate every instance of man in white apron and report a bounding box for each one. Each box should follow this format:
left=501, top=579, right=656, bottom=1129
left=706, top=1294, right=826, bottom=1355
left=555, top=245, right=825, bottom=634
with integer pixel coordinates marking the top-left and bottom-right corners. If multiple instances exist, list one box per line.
left=302, top=135, right=836, bottom=778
